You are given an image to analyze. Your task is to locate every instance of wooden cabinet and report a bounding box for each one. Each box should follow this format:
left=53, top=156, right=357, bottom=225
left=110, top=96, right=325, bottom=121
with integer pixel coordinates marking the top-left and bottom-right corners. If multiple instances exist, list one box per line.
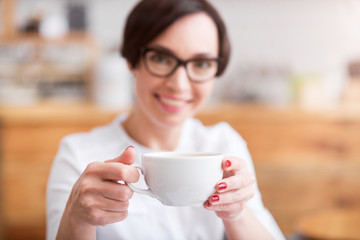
left=1, top=103, right=359, bottom=239
left=0, top=103, right=118, bottom=239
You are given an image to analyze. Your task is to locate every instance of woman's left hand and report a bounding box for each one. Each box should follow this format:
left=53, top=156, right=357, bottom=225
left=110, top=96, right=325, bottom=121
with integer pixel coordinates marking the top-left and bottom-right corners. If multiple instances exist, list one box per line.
left=204, top=156, right=256, bottom=221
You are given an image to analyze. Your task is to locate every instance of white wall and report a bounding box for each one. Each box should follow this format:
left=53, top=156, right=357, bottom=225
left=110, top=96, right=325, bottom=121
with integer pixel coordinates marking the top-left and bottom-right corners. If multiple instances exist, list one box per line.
left=209, top=0, right=360, bottom=105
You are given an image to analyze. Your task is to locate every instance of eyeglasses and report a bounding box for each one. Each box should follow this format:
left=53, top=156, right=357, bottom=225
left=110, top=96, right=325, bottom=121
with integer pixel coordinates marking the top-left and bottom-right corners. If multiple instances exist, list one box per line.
left=141, top=48, right=220, bottom=82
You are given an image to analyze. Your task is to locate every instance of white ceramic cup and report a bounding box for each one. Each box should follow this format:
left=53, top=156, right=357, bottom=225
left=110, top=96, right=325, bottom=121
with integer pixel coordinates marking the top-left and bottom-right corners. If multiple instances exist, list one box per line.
left=127, top=152, right=224, bottom=206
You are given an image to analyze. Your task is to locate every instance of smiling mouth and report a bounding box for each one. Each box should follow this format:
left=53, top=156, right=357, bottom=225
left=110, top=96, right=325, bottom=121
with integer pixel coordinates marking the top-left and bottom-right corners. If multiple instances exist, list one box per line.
left=155, top=94, right=190, bottom=108
left=160, top=97, right=185, bottom=107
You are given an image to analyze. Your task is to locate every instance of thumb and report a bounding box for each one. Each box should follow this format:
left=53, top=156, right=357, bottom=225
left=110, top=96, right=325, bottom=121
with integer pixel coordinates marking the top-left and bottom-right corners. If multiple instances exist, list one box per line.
left=105, top=146, right=136, bottom=165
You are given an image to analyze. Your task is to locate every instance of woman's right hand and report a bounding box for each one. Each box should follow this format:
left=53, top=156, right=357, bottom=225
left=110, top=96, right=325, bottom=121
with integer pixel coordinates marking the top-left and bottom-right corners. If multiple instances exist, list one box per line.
left=56, top=146, right=139, bottom=240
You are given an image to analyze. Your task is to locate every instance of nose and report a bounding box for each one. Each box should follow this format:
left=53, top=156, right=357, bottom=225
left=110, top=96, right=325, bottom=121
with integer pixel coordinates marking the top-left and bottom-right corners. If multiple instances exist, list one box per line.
left=165, top=65, right=191, bottom=91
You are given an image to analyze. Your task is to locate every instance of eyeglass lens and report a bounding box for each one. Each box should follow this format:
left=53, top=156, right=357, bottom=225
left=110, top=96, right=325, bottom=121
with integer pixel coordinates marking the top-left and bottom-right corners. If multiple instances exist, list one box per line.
left=143, top=49, right=218, bottom=82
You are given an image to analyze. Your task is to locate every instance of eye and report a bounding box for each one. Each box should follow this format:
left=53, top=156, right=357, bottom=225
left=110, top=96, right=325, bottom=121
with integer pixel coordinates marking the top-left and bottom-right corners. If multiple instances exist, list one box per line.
left=194, top=60, right=212, bottom=69
left=192, top=60, right=216, bottom=70
left=148, top=52, right=171, bottom=65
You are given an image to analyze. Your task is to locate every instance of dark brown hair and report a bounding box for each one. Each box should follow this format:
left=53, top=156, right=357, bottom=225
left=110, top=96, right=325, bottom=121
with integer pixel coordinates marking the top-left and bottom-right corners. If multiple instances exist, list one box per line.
left=120, top=0, right=231, bottom=76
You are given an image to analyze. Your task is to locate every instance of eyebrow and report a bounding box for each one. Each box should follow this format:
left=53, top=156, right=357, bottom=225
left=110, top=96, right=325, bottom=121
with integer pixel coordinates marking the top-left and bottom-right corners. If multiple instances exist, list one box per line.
left=146, top=45, right=218, bottom=59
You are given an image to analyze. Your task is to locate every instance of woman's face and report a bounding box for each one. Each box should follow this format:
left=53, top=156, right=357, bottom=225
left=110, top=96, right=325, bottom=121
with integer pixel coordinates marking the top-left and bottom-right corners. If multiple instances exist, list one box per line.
left=130, top=12, right=219, bottom=128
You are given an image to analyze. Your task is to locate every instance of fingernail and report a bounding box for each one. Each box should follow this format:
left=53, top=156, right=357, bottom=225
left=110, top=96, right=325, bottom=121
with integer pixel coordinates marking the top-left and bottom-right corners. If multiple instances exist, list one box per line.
left=225, top=160, right=231, bottom=168
left=211, top=195, right=220, bottom=202
left=218, top=182, right=227, bottom=191
left=127, top=145, right=135, bottom=150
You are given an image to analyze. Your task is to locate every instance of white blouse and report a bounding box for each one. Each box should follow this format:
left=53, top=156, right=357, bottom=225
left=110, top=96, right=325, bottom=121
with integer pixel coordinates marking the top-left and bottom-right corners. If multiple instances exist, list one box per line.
left=46, top=114, right=285, bottom=240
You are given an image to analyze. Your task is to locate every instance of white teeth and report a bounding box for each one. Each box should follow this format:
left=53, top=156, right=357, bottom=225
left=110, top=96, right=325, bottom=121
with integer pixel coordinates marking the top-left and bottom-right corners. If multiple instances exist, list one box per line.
left=160, top=97, right=184, bottom=107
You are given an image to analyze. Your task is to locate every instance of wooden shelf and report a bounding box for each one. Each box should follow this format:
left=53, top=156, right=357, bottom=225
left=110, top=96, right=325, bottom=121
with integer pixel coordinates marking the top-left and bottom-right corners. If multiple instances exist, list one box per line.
left=0, top=0, right=99, bottom=104
left=1, top=32, right=97, bottom=46
left=0, top=33, right=98, bottom=102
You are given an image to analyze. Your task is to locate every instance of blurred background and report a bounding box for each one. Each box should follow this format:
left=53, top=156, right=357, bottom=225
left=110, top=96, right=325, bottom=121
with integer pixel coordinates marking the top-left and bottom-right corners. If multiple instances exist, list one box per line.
left=0, top=0, right=359, bottom=239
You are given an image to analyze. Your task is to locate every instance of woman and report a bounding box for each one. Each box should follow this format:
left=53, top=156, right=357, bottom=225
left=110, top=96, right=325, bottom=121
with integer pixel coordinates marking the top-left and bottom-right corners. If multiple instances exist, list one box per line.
left=47, top=0, right=285, bottom=239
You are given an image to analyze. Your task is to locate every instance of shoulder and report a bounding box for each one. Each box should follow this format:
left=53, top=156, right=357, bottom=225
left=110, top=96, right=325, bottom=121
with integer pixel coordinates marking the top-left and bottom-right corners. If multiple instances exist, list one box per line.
left=62, top=122, right=113, bottom=149
left=58, top=114, right=127, bottom=163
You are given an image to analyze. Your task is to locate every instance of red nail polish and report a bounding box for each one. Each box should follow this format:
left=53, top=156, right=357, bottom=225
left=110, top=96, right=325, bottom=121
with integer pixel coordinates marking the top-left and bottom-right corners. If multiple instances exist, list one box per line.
left=218, top=182, right=227, bottom=191
left=211, top=195, right=220, bottom=202
left=225, top=160, right=231, bottom=168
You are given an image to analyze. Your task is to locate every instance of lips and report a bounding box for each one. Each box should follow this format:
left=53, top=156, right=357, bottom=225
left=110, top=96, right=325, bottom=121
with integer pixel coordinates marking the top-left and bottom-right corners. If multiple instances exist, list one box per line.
left=159, top=97, right=186, bottom=107
left=155, top=94, right=191, bottom=111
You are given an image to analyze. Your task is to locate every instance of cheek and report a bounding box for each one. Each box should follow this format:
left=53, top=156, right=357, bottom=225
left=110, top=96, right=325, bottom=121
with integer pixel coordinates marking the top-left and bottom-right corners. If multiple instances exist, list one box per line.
left=195, top=81, right=215, bottom=101
left=133, top=68, right=155, bottom=96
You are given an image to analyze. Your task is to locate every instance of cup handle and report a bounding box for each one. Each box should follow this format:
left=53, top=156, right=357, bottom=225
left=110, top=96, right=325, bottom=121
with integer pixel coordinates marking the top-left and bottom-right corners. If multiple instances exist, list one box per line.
left=126, top=164, right=156, bottom=198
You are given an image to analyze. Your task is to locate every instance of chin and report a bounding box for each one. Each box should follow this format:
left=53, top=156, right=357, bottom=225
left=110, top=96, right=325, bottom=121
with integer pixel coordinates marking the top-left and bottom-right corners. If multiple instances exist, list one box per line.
left=154, top=114, right=189, bottom=129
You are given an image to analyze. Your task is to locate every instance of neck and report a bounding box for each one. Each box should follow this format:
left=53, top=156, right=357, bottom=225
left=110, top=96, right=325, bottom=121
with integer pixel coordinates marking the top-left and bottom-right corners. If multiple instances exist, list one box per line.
left=122, top=107, right=184, bottom=151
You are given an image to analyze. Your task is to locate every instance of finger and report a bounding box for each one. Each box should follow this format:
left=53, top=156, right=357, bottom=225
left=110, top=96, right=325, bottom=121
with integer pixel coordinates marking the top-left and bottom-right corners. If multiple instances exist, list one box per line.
left=101, top=181, right=134, bottom=201
left=82, top=194, right=129, bottom=213
left=103, top=163, right=140, bottom=183
left=105, top=146, right=136, bottom=165
left=101, top=210, right=128, bottom=225
left=216, top=173, right=255, bottom=193
left=87, top=208, right=128, bottom=226
left=100, top=199, right=130, bottom=212
left=222, top=156, right=246, bottom=173
left=100, top=210, right=128, bottom=225
left=79, top=183, right=132, bottom=211
left=209, top=187, right=255, bottom=206
left=85, top=161, right=139, bottom=183
left=222, top=157, right=251, bottom=180
left=203, top=200, right=246, bottom=217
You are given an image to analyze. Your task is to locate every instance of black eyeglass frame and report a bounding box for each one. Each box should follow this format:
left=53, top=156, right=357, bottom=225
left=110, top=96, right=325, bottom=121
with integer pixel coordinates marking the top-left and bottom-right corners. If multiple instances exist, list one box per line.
left=141, top=47, right=221, bottom=82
